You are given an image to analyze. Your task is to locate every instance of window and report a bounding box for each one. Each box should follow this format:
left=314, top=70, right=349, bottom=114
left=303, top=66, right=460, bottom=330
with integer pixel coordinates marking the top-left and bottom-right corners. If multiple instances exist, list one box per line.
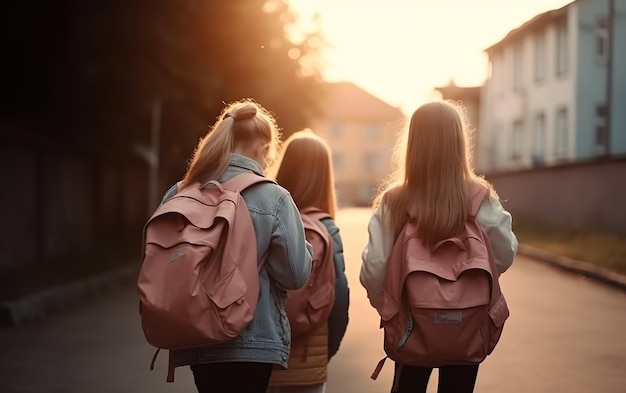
left=329, top=123, right=343, bottom=139
left=489, top=123, right=503, bottom=169
left=332, top=152, right=344, bottom=170
left=364, top=123, right=379, bottom=139
left=555, top=108, right=568, bottom=158
left=492, top=53, right=504, bottom=95
left=534, top=31, right=546, bottom=81
left=364, top=152, right=379, bottom=171
left=359, top=185, right=374, bottom=206
left=556, top=21, right=568, bottom=75
left=595, top=104, right=608, bottom=155
left=512, top=120, right=523, bottom=160
left=533, top=113, right=546, bottom=165
left=513, top=42, right=523, bottom=90
left=595, top=19, right=609, bottom=65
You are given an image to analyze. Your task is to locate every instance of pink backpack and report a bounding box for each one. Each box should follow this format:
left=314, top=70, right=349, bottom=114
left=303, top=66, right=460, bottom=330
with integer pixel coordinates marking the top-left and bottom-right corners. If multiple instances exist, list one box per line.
left=285, top=207, right=335, bottom=338
left=137, top=173, right=272, bottom=381
left=371, top=184, right=509, bottom=380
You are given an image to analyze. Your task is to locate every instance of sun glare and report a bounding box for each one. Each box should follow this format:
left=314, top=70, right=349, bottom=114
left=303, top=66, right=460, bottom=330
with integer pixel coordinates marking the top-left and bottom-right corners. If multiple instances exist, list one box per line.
left=289, top=0, right=573, bottom=114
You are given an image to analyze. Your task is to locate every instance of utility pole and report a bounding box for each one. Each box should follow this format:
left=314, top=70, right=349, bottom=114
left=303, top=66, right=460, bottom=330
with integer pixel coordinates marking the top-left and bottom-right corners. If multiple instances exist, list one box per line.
left=149, top=97, right=162, bottom=213
left=605, top=0, right=614, bottom=156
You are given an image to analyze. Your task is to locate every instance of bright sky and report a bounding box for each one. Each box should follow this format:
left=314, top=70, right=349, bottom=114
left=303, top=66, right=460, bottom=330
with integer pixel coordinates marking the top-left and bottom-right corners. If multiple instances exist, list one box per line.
left=289, top=0, right=573, bottom=115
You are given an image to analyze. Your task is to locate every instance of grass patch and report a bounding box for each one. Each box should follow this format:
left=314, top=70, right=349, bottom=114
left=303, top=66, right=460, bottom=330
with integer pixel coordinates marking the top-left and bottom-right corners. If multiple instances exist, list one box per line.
left=513, top=218, right=626, bottom=275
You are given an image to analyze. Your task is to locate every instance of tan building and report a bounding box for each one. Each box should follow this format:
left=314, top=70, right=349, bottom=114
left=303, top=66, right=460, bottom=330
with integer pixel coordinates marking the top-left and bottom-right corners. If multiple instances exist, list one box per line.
left=309, top=82, right=406, bottom=207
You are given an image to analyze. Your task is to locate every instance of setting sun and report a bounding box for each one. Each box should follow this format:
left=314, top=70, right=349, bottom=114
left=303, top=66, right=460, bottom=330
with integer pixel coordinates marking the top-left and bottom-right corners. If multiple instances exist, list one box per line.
left=289, top=0, right=573, bottom=115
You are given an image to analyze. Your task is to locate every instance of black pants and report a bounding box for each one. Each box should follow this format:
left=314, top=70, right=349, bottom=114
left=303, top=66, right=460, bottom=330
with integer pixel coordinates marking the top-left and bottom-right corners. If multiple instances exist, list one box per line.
left=190, top=362, right=273, bottom=393
left=391, top=363, right=479, bottom=393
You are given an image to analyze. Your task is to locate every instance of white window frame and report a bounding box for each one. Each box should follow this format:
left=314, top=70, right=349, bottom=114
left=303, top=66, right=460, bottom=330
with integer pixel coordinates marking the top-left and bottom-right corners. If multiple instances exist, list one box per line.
left=513, top=42, right=523, bottom=91
left=595, top=104, right=608, bottom=155
left=364, top=151, right=379, bottom=171
left=512, top=120, right=523, bottom=160
left=555, top=108, right=568, bottom=158
left=329, top=123, right=343, bottom=139
left=534, top=31, right=546, bottom=82
left=364, top=123, right=379, bottom=139
left=488, top=123, right=502, bottom=169
left=556, top=21, right=568, bottom=75
left=332, top=152, right=344, bottom=170
left=533, top=113, right=546, bottom=164
left=595, top=18, right=609, bottom=65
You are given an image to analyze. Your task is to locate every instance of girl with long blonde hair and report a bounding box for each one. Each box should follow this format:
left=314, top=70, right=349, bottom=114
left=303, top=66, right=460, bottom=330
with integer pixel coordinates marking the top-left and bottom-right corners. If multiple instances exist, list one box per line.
left=360, top=100, right=517, bottom=393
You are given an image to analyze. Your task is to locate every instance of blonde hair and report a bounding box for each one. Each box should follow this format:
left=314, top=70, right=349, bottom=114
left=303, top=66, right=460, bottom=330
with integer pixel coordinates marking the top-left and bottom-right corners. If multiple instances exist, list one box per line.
left=272, top=130, right=337, bottom=218
left=182, top=99, right=281, bottom=187
left=374, top=100, right=494, bottom=247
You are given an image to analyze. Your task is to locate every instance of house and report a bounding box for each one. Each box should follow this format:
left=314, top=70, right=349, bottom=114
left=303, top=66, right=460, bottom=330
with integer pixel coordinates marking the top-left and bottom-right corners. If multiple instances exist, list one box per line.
left=435, top=80, right=482, bottom=172
left=479, top=0, right=626, bottom=173
left=309, top=82, right=406, bottom=206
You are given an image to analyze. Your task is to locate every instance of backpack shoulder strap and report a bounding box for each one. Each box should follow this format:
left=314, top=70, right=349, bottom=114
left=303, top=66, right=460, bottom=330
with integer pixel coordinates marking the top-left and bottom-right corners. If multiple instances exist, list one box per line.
left=222, top=173, right=275, bottom=272
left=467, top=182, right=506, bottom=311
left=300, top=207, right=332, bottom=222
left=222, top=172, right=275, bottom=192
left=469, top=183, right=489, bottom=217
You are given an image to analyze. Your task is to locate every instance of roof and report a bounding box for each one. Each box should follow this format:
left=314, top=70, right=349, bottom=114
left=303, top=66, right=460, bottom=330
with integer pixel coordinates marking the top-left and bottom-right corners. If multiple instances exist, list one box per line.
left=435, top=80, right=481, bottom=101
left=484, top=1, right=571, bottom=53
left=318, top=82, right=405, bottom=121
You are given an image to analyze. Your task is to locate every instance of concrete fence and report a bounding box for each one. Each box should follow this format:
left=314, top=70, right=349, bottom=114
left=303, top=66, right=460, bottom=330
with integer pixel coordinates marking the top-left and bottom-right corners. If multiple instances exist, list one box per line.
left=486, top=156, right=626, bottom=235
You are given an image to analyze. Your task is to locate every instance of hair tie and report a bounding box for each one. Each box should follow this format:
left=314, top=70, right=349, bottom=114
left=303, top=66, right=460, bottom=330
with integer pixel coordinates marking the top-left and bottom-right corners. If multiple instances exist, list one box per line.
left=223, top=113, right=236, bottom=121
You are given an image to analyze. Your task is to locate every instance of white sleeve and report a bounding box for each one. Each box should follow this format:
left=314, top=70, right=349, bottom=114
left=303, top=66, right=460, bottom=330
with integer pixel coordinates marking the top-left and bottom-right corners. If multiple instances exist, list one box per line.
left=476, top=195, right=518, bottom=274
left=360, top=205, right=395, bottom=309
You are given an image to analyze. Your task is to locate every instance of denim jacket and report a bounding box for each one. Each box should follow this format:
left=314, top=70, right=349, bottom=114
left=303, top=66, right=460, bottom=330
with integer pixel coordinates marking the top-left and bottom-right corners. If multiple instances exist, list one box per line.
left=170, top=153, right=313, bottom=369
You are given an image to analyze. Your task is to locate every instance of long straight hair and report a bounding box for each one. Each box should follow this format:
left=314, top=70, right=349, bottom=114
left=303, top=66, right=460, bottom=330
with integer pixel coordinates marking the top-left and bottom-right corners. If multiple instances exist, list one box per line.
left=374, top=100, right=494, bottom=247
left=182, top=99, right=281, bottom=187
left=272, top=130, right=337, bottom=218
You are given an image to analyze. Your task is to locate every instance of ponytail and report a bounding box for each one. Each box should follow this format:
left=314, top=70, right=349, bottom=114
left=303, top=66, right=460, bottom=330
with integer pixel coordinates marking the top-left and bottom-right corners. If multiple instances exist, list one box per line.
left=182, top=99, right=281, bottom=187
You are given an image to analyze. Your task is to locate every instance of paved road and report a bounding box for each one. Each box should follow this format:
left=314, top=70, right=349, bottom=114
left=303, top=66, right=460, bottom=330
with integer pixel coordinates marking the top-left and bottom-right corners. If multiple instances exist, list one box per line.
left=1, top=208, right=625, bottom=393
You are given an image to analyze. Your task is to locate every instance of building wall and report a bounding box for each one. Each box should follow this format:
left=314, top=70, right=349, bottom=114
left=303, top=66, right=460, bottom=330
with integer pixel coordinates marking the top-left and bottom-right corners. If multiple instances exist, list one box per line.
left=480, top=0, right=625, bottom=173
left=312, top=116, right=402, bottom=206
left=576, top=0, right=611, bottom=158
left=523, top=12, right=577, bottom=168
left=310, top=83, right=406, bottom=207
left=476, top=0, right=626, bottom=237
left=487, top=157, right=626, bottom=235
left=609, top=0, right=626, bottom=154
left=574, top=0, right=626, bottom=158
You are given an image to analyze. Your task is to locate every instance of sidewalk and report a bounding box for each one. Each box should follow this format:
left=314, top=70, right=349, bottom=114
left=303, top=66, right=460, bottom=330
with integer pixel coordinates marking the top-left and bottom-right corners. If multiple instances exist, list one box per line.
left=0, top=264, right=138, bottom=327
left=1, top=246, right=625, bottom=327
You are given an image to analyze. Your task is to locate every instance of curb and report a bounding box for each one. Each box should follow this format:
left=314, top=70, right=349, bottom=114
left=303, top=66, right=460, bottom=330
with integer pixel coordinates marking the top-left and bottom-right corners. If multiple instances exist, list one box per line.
left=0, top=264, right=138, bottom=327
left=517, top=244, right=626, bottom=291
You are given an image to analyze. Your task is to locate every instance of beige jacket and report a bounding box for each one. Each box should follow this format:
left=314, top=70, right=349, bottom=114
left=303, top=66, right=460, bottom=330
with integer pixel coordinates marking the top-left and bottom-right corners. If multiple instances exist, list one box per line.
left=268, top=323, right=329, bottom=386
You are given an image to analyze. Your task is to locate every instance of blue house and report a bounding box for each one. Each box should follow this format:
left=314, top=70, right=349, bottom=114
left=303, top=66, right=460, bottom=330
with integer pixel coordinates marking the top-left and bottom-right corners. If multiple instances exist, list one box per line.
left=479, top=0, right=625, bottom=173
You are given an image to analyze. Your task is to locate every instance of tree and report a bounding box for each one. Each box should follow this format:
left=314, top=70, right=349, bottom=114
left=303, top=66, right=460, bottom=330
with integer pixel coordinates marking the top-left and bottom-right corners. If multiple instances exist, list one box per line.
left=0, top=0, right=326, bottom=173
